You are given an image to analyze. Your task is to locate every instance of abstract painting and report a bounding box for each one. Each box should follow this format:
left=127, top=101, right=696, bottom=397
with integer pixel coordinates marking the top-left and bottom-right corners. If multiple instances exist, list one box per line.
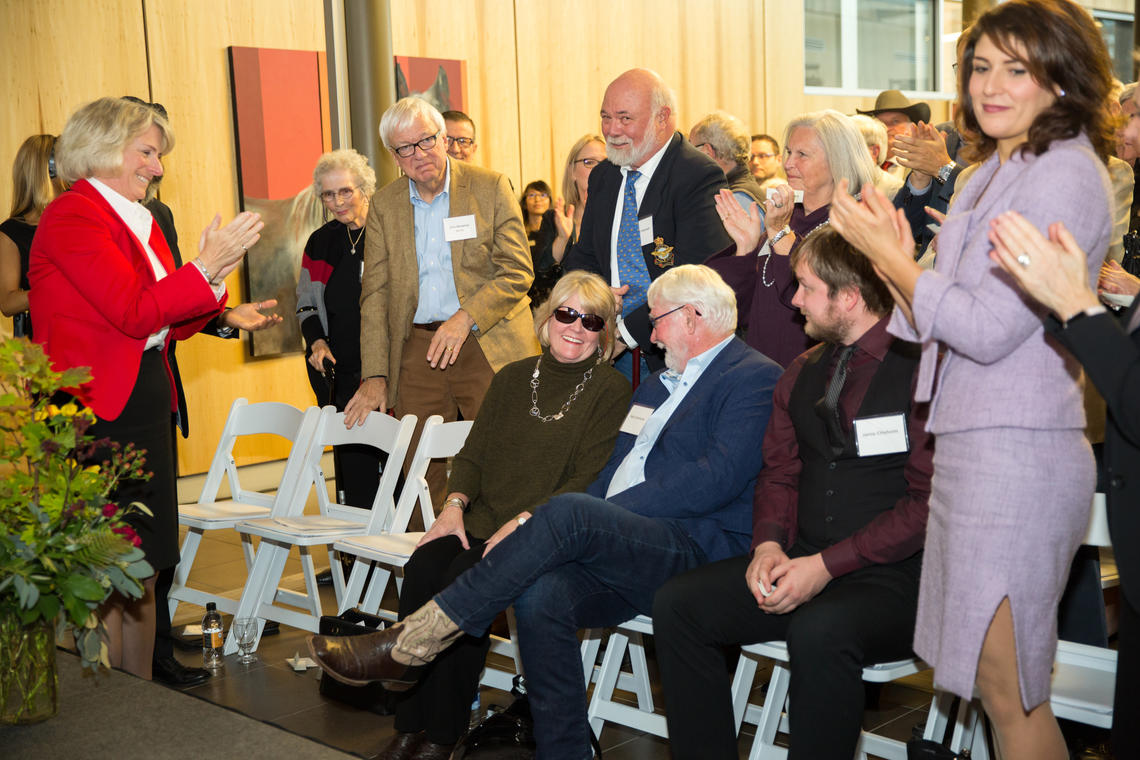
left=229, top=46, right=331, bottom=357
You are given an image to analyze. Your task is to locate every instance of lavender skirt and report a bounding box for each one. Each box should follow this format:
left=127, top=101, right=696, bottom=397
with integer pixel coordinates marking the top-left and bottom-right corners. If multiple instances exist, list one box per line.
left=914, top=426, right=1094, bottom=710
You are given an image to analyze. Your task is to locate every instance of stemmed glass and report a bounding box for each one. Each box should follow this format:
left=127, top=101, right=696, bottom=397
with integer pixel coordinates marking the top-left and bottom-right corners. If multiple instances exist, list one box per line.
left=232, top=617, right=259, bottom=664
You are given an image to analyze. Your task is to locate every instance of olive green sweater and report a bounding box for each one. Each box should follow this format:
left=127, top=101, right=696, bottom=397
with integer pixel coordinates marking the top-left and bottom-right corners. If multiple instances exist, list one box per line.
left=449, top=348, right=632, bottom=539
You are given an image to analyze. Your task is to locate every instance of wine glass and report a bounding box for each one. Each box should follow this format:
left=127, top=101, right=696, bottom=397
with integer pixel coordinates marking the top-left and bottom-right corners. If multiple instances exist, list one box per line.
left=233, top=617, right=259, bottom=664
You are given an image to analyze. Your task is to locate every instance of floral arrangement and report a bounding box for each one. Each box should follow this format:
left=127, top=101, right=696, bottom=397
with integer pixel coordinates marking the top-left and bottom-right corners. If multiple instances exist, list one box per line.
left=0, top=337, right=154, bottom=671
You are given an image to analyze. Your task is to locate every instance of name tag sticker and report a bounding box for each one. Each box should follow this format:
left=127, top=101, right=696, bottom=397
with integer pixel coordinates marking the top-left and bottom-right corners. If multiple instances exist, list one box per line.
left=853, top=413, right=909, bottom=457
left=620, top=404, right=654, bottom=436
left=638, top=216, right=654, bottom=247
left=443, top=214, right=477, bottom=242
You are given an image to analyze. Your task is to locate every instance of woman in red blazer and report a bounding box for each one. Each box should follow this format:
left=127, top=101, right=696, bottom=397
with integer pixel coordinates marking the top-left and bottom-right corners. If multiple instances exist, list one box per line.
left=28, top=97, right=262, bottom=679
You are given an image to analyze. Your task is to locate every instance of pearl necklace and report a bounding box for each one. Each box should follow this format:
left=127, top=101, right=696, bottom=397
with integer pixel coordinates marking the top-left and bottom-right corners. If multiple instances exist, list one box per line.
left=529, top=355, right=596, bottom=422
left=759, top=218, right=830, bottom=287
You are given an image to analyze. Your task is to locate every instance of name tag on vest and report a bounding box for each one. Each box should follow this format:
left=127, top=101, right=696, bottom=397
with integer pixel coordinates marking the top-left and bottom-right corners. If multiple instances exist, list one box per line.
left=443, top=214, right=477, bottom=241
left=853, top=413, right=909, bottom=456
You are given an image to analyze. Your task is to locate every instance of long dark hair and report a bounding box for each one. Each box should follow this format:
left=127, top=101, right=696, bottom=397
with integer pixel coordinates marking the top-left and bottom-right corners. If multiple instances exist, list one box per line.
left=956, top=0, right=1116, bottom=165
left=519, top=180, right=552, bottom=226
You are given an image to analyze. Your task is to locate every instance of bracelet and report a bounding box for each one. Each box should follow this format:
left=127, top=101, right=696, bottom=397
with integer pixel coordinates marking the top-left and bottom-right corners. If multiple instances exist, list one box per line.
left=192, top=259, right=213, bottom=283
left=442, top=497, right=466, bottom=513
left=1060, top=305, right=1106, bottom=330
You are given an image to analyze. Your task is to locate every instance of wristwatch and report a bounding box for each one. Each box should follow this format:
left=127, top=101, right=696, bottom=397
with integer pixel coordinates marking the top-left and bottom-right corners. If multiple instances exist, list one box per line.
left=769, top=226, right=793, bottom=247
left=935, top=162, right=957, bottom=185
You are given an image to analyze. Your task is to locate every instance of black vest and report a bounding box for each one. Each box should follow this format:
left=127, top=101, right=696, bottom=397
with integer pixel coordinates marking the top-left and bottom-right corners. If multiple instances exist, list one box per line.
left=788, top=339, right=921, bottom=552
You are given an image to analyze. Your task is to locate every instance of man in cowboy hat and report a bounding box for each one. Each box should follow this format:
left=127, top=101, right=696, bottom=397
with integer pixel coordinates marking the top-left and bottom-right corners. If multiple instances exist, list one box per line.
left=856, top=90, right=931, bottom=179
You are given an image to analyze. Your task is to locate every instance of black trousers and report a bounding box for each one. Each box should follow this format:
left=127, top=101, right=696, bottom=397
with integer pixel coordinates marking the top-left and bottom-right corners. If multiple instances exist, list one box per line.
left=653, top=549, right=921, bottom=760
left=394, top=534, right=491, bottom=744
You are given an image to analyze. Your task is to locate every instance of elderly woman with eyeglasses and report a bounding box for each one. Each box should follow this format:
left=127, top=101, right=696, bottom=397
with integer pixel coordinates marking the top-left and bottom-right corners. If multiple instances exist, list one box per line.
left=380, top=270, right=630, bottom=760
left=295, top=148, right=379, bottom=507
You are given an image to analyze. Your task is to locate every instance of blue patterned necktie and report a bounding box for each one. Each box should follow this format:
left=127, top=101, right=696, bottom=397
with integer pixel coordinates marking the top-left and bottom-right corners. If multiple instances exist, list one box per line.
left=616, top=169, right=651, bottom=318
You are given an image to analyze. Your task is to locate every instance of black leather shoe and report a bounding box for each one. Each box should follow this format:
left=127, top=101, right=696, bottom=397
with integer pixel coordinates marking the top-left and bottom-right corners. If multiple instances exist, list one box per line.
left=378, top=731, right=425, bottom=760
left=152, top=656, right=211, bottom=687
left=307, top=626, right=425, bottom=691
left=316, top=568, right=334, bottom=586
left=413, top=740, right=455, bottom=760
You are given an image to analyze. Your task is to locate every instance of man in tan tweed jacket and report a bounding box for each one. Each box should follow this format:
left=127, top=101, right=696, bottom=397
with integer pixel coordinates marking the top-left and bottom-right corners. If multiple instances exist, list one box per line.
left=345, top=97, right=539, bottom=501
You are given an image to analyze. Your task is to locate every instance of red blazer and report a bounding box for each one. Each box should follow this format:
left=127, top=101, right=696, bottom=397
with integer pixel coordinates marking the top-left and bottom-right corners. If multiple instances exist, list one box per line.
left=28, top=179, right=225, bottom=421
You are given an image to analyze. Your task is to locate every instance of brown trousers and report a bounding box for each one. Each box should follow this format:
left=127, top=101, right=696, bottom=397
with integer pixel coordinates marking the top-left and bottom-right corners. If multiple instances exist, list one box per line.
left=393, top=326, right=493, bottom=511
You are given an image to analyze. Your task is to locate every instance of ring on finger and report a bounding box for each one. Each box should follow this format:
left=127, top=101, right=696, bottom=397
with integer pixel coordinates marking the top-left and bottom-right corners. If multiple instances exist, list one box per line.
left=1016, top=253, right=1031, bottom=268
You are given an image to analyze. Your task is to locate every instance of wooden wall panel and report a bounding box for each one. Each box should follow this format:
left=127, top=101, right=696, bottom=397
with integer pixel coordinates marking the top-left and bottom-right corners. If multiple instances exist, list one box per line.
left=145, top=0, right=327, bottom=473
left=513, top=0, right=769, bottom=217
left=388, top=0, right=522, bottom=189
left=0, top=0, right=149, bottom=231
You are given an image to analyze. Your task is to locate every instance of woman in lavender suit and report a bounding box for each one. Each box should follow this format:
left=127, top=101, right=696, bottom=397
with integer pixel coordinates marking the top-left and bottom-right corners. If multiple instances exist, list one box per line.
left=830, top=2, right=1115, bottom=758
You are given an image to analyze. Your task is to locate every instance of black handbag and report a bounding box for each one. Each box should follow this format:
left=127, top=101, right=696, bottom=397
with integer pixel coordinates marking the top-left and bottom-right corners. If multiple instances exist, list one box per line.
left=316, top=609, right=401, bottom=715
left=452, top=675, right=536, bottom=760
left=453, top=676, right=603, bottom=760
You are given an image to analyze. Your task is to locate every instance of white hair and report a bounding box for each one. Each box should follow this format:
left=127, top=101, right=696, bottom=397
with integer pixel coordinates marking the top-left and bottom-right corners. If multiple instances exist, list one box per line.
left=647, top=264, right=737, bottom=335
left=378, top=97, right=446, bottom=150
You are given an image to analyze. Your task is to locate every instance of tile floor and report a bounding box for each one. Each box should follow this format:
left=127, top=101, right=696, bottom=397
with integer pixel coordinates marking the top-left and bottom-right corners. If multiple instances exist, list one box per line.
left=161, top=511, right=938, bottom=759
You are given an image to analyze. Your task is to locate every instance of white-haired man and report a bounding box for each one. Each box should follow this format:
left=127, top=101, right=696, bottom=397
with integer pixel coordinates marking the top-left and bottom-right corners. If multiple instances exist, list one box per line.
left=564, top=68, right=731, bottom=379
left=311, top=264, right=783, bottom=760
left=345, top=97, right=539, bottom=501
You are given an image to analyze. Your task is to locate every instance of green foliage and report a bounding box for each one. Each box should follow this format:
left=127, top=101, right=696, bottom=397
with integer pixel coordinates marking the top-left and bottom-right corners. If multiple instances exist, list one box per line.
left=0, top=337, right=154, bottom=672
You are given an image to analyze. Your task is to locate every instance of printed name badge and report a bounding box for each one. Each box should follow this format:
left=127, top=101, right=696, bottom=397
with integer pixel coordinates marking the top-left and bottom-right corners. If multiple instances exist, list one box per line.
left=443, top=214, right=477, bottom=242
left=620, top=404, right=654, bottom=436
left=638, top=216, right=654, bottom=247
left=853, top=413, right=909, bottom=457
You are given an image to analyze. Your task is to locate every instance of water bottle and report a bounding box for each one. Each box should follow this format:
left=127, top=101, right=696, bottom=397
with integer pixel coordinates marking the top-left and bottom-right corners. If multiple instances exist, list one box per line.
left=202, top=602, right=224, bottom=670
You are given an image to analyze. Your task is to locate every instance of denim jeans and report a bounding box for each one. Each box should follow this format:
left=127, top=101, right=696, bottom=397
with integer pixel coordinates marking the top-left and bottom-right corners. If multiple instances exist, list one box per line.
left=435, top=493, right=707, bottom=760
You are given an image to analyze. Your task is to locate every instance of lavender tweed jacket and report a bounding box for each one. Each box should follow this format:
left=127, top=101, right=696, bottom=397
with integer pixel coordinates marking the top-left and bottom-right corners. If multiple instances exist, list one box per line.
left=890, top=135, right=1113, bottom=433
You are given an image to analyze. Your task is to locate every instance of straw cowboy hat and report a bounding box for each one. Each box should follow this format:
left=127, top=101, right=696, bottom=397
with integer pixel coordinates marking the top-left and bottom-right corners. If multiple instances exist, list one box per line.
left=856, top=90, right=931, bottom=124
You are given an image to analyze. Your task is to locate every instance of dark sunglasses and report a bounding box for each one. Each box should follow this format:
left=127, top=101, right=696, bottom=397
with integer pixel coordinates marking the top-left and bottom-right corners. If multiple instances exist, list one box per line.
left=553, top=306, right=605, bottom=332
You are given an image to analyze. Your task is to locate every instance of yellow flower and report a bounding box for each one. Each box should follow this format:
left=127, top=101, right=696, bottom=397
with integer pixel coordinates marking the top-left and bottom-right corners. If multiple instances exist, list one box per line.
left=33, top=409, right=48, bottom=421
left=84, top=465, right=101, bottom=474
left=60, top=402, right=79, bottom=416
left=46, top=404, right=61, bottom=417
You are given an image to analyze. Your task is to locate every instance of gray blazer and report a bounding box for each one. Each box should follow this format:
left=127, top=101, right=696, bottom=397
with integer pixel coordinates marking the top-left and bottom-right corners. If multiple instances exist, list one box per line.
left=890, top=135, right=1113, bottom=433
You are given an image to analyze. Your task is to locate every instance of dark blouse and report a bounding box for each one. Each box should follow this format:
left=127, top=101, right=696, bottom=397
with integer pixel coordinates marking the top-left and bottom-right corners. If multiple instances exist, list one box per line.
left=296, top=220, right=365, bottom=377
left=705, top=203, right=830, bottom=368
left=1, top=217, right=36, bottom=337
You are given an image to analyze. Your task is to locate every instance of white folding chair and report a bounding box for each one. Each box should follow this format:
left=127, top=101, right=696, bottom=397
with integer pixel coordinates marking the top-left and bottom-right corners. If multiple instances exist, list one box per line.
left=585, top=615, right=662, bottom=738
left=730, top=641, right=939, bottom=760
left=332, top=416, right=526, bottom=690
left=169, top=399, right=320, bottom=619
left=335, top=415, right=473, bottom=620
left=224, top=407, right=416, bottom=653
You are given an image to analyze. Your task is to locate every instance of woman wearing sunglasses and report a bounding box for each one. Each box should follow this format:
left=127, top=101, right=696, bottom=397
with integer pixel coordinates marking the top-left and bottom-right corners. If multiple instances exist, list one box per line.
left=380, top=270, right=630, bottom=760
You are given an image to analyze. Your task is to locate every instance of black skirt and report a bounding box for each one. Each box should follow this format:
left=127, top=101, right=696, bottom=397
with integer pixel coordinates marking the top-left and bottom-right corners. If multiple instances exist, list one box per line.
left=89, top=350, right=179, bottom=573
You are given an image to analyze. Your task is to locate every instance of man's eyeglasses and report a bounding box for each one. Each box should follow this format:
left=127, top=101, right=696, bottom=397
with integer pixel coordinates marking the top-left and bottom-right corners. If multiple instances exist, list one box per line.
left=553, top=306, right=605, bottom=332
left=320, top=187, right=359, bottom=204
left=447, top=136, right=476, bottom=148
left=752, top=152, right=776, bottom=160
left=574, top=157, right=602, bottom=168
left=393, top=133, right=440, bottom=158
left=648, top=304, right=701, bottom=330
left=526, top=192, right=549, bottom=200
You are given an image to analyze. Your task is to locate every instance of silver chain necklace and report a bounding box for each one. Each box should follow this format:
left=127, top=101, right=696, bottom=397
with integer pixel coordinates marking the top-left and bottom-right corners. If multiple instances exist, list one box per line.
left=346, top=224, right=365, bottom=255
left=530, top=355, right=596, bottom=422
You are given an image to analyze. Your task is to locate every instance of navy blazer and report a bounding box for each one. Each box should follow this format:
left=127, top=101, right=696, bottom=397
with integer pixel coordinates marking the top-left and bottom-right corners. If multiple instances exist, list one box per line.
left=563, top=132, right=731, bottom=360
left=587, top=337, right=782, bottom=563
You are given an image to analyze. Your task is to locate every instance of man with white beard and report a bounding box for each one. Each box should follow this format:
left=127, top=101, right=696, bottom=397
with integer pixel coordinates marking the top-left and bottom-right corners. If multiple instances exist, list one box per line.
left=564, top=68, right=730, bottom=377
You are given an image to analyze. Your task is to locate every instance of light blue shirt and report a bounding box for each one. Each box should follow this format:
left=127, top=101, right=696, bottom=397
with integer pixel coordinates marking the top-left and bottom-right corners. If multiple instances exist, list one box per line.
left=605, top=334, right=734, bottom=498
left=410, top=161, right=463, bottom=323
